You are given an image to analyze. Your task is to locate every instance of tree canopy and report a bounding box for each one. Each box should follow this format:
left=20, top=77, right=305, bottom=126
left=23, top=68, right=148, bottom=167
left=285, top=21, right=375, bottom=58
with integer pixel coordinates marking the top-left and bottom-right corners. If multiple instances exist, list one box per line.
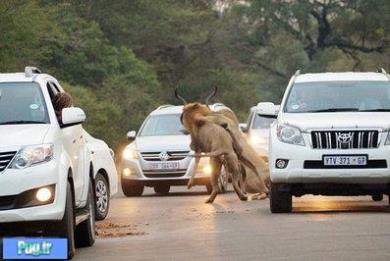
left=0, top=0, right=388, bottom=149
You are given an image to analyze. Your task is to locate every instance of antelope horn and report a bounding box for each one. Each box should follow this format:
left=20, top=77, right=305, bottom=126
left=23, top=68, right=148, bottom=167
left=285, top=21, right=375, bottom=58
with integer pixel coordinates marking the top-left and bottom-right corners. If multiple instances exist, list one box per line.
left=174, top=86, right=187, bottom=104
left=205, top=86, right=218, bottom=105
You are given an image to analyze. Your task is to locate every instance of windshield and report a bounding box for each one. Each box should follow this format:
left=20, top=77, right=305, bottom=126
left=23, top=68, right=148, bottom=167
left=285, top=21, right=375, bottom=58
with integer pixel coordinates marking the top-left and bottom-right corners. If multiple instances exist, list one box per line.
left=0, top=82, right=49, bottom=125
left=251, top=114, right=275, bottom=129
left=285, top=81, right=390, bottom=113
left=139, top=114, right=185, bottom=136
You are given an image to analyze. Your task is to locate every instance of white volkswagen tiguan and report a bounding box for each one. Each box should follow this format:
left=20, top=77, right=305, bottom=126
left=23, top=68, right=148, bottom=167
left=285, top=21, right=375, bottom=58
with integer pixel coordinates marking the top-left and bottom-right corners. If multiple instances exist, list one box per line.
left=268, top=69, right=390, bottom=213
left=120, top=104, right=229, bottom=196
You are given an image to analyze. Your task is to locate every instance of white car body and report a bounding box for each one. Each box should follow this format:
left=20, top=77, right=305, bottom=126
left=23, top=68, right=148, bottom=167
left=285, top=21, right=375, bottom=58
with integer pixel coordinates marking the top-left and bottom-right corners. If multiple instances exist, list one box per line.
left=245, top=104, right=279, bottom=157
left=268, top=70, right=390, bottom=212
left=0, top=69, right=117, bottom=225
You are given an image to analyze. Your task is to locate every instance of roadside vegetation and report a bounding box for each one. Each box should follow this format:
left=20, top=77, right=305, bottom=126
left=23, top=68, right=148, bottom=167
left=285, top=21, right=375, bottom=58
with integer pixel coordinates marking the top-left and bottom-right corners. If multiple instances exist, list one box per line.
left=0, top=0, right=388, bottom=149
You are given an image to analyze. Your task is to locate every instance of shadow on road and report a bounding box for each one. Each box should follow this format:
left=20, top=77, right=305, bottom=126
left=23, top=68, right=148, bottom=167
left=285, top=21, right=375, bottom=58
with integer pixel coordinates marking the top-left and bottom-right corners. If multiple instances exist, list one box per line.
left=292, top=198, right=390, bottom=213
left=142, top=190, right=235, bottom=198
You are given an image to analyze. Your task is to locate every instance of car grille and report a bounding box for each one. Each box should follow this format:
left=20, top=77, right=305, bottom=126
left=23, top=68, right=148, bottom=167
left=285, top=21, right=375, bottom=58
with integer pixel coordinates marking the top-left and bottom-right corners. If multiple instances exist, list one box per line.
left=0, top=151, right=16, bottom=172
left=141, top=151, right=189, bottom=161
left=311, top=130, right=379, bottom=149
left=143, top=170, right=187, bottom=178
left=0, top=195, right=16, bottom=210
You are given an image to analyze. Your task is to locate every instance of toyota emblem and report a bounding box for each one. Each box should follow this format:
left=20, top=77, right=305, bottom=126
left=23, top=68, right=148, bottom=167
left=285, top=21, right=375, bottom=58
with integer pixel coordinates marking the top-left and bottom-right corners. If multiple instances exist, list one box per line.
left=337, top=133, right=352, bottom=144
left=159, top=151, right=170, bottom=161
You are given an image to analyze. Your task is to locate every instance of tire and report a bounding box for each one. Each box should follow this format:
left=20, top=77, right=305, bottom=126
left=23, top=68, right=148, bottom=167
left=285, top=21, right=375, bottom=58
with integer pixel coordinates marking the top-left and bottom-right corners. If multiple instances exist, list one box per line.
left=372, top=194, right=383, bottom=202
left=154, top=184, right=170, bottom=194
left=94, top=173, right=110, bottom=220
left=206, top=183, right=212, bottom=194
left=270, top=182, right=292, bottom=213
left=75, top=181, right=96, bottom=248
left=218, top=168, right=228, bottom=193
left=121, top=179, right=144, bottom=197
left=54, top=181, right=75, bottom=259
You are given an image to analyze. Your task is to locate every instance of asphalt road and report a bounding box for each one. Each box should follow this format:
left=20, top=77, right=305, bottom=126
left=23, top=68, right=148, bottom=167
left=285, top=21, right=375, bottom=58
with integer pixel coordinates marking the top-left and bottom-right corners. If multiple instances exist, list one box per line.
left=75, top=186, right=390, bottom=261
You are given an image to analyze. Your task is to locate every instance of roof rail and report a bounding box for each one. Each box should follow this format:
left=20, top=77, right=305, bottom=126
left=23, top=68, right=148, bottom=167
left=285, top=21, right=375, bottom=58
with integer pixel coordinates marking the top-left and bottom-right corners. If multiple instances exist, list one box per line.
left=377, top=67, right=388, bottom=74
left=25, top=66, right=42, bottom=77
left=294, top=69, right=301, bottom=76
left=156, top=104, right=174, bottom=110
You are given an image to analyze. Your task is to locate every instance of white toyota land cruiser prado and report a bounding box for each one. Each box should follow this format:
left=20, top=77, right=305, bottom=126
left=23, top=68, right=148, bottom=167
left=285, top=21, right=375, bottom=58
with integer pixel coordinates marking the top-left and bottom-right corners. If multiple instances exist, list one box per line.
left=266, top=69, right=390, bottom=213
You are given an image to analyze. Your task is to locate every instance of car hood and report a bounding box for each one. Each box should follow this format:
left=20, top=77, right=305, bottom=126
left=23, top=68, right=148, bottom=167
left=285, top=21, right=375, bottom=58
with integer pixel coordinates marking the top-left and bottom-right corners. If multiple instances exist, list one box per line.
left=0, top=124, right=50, bottom=149
left=280, top=112, right=390, bottom=131
left=135, top=135, right=191, bottom=152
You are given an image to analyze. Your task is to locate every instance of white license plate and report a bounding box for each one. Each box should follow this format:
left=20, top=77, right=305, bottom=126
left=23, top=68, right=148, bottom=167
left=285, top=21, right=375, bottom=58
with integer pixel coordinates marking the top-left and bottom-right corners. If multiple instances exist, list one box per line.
left=323, top=155, right=367, bottom=166
left=147, top=162, right=180, bottom=170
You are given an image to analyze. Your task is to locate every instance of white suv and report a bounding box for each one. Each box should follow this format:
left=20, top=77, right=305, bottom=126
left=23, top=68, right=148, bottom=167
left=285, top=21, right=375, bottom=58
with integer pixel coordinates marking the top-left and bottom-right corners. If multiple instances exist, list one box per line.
left=0, top=67, right=117, bottom=259
left=120, top=104, right=228, bottom=196
left=268, top=69, right=390, bottom=213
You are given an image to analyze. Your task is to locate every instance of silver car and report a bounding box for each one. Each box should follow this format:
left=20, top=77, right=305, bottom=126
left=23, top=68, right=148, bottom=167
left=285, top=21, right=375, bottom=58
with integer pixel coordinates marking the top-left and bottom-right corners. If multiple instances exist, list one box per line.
left=241, top=103, right=279, bottom=159
left=120, top=105, right=228, bottom=196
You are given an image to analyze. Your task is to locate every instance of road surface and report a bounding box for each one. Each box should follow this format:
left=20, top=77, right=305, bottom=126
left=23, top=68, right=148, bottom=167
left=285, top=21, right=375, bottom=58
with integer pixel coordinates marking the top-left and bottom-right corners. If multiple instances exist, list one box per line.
left=75, top=186, right=390, bottom=261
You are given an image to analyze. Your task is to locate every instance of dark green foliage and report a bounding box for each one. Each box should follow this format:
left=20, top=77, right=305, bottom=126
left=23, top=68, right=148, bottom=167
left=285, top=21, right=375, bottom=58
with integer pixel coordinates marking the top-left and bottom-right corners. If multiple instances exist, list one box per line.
left=0, top=0, right=388, bottom=149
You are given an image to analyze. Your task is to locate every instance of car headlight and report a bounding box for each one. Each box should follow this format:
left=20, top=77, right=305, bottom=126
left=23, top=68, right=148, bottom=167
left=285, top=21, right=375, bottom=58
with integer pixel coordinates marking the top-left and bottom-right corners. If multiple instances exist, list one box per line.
left=277, top=124, right=305, bottom=146
left=197, top=157, right=213, bottom=175
left=11, top=144, right=54, bottom=169
left=122, top=147, right=139, bottom=160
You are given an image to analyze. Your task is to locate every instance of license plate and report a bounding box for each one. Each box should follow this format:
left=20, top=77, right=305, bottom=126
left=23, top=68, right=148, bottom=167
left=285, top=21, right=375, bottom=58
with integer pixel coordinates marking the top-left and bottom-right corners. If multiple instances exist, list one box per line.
left=323, top=155, right=367, bottom=166
left=147, top=162, right=180, bottom=170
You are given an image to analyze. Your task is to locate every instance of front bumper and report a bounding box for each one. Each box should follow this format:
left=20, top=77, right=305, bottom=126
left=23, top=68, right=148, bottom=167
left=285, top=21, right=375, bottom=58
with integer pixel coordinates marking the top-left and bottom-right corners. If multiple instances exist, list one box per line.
left=120, top=157, right=211, bottom=186
left=0, top=161, right=66, bottom=223
left=270, top=137, right=390, bottom=184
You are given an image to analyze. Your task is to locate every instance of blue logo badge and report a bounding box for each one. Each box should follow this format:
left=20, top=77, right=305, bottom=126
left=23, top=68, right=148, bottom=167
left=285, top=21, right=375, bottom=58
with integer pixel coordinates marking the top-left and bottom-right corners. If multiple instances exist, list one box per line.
left=3, top=238, right=67, bottom=260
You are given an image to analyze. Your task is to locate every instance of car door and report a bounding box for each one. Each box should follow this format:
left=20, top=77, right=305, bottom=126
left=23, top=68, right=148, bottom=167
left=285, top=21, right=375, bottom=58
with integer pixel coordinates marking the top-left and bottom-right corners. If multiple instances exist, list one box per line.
left=48, top=81, right=86, bottom=203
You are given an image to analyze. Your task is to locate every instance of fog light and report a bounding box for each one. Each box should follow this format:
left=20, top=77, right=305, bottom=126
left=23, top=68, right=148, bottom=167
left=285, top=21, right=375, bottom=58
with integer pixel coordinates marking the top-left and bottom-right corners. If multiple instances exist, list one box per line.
left=202, top=165, right=213, bottom=175
left=123, top=168, right=131, bottom=176
left=36, top=187, right=52, bottom=202
left=276, top=159, right=288, bottom=169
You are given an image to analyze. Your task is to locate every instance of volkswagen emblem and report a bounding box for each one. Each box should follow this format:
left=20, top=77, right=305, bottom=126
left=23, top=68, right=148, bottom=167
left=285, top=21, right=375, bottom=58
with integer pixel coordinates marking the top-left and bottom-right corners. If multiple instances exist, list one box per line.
left=159, top=151, right=170, bottom=161
left=338, top=133, right=352, bottom=144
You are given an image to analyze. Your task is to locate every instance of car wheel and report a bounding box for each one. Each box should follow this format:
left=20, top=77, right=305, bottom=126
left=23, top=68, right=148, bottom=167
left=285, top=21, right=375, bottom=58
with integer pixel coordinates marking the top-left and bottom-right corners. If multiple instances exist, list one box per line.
left=121, top=179, right=144, bottom=197
left=53, top=181, right=75, bottom=259
left=270, top=182, right=292, bottom=213
left=372, top=194, right=383, bottom=201
left=218, top=167, right=228, bottom=193
left=94, top=173, right=110, bottom=220
left=154, top=184, right=170, bottom=194
left=75, top=180, right=96, bottom=248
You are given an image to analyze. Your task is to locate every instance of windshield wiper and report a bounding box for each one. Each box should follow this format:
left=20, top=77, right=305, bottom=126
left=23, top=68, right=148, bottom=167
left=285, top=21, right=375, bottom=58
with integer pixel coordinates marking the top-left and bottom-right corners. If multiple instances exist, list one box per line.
left=305, top=108, right=360, bottom=113
left=358, top=109, right=390, bottom=112
left=0, top=120, right=47, bottom=125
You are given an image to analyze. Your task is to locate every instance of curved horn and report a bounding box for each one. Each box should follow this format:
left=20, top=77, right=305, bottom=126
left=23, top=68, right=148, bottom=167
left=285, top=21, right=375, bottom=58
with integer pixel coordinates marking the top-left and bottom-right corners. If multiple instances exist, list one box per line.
left=205, top=86, right=218, bottom=105
left=174, top=86, right=187, bottom=104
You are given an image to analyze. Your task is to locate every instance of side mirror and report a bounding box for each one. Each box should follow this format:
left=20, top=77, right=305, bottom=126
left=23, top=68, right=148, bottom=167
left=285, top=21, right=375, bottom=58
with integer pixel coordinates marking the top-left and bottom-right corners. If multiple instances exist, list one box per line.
left=61, top=107, right=86, bottom=127
left=256, top=102, right=278, bottom=118
left=239, top=123, right=248, bottom=133
left=127, top=130, right=137, bottom=141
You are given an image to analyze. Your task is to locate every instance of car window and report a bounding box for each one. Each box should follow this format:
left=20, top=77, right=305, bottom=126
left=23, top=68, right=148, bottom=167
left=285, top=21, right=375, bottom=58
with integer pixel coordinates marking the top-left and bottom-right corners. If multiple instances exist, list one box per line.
left=0, top=82, right=50, bottom=124
left=285, top=81, right=390, bottom=113
left=139, top=114, right=185, bottom=136
left=251, top=114, right=275, bottom=129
